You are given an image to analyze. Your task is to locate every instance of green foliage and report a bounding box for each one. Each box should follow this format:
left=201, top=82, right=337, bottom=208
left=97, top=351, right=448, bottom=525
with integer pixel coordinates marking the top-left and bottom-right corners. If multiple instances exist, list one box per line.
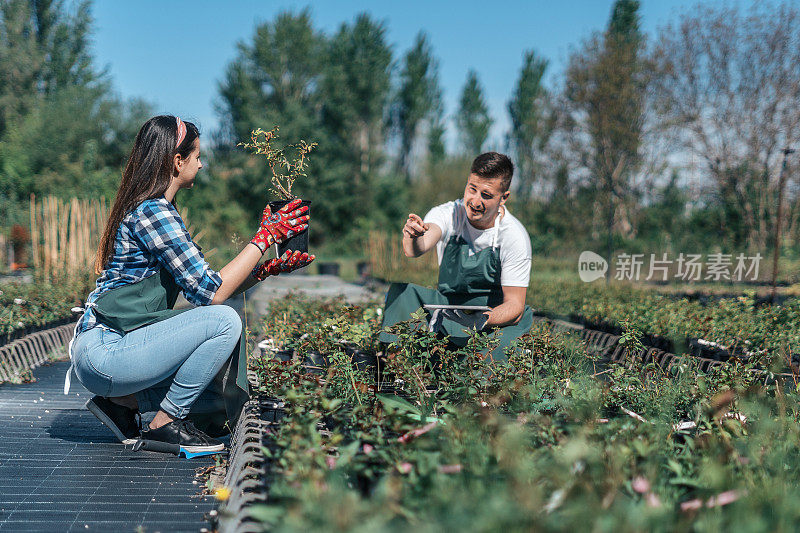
left=0, top=0, right=153, bottom=225
left=218, top=9, right=324, bottom=144
left=410, top=155, right=472, bottom=215
left=394, top=32, right=442, bottom=182
left=527, top=277, right=800, bottom=360
left=216, top=10, right=394, bottom=246
left=507, top=50, right=555, bottom=199
left=250, top=295, right=800, bottom=531
left=456, top=70, right=492, bottom=154
left=0, top=275, right=93, bottom=338
left=0, top=0, right=100, bottom=136
left=322, top=13, right=392, bottom=212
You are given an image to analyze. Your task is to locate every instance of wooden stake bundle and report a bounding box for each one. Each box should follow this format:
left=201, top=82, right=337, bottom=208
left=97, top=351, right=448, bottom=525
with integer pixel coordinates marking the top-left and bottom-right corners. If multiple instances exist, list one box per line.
left=29, top=194, right=109, bottom=283
left=366, top=230, right=437, bottom=282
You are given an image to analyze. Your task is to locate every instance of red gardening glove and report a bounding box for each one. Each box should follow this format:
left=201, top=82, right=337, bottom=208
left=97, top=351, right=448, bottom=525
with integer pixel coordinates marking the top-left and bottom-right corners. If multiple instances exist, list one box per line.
left=250, top=198, right=310, bottom=253
left=252, top=250, right=316, bottom=280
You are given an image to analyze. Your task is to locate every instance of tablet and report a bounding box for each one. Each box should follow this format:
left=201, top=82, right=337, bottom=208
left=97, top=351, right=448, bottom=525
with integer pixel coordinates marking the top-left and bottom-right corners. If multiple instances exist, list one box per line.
left=423, top=304, right=491, bottom=312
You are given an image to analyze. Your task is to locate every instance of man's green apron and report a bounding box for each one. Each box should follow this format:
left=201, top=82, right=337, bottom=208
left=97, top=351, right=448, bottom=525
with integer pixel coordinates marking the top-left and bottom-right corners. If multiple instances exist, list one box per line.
left=379, top=215, right=533, bottom=361
left=91, top=269, right=250, bottom=435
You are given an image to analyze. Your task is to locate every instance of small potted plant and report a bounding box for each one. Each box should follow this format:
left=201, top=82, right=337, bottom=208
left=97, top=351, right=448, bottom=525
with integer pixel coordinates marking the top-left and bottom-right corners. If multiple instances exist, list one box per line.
left=317, top=261, right=340, bottom=276
left=322, top=308, right=382, bottom=377
left=239, top=126, right=317, bottom=254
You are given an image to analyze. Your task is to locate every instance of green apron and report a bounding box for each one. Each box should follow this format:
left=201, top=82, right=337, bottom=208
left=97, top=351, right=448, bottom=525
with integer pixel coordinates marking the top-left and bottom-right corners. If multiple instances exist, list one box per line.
left=91, top=269, right=250, bottom=435
left=380, top=213, right=533, bottom=362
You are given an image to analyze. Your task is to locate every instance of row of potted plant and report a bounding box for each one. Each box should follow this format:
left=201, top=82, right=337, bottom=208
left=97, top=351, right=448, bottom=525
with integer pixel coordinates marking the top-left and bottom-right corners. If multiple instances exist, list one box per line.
left=0, top=276, right=92, bottom=342
left=243, top=295, right=800, bottom=530
left=366, top=251, right=800, bottom=362
left=526, top=279, right=800, bottom=363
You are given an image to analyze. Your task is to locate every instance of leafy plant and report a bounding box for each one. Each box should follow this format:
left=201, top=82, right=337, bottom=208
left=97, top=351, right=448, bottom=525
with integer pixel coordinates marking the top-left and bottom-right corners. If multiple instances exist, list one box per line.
left=246, top=294, right=800, bottom=531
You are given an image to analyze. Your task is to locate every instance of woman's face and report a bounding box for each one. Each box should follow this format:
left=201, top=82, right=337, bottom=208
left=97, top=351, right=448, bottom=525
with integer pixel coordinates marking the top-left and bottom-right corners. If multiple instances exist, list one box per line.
left=174, top=139, right=203, bottom=189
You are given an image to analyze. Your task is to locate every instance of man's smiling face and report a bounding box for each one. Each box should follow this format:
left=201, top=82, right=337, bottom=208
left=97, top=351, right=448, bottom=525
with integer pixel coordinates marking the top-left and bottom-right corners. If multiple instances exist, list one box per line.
left=462, top=174, right=509, bottom=230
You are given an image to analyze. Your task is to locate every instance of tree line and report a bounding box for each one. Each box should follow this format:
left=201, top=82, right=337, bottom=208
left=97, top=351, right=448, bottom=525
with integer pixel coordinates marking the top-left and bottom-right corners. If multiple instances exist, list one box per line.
left=0, top=0, right=151, bottom=227
left=1, top=0, right=799, bottom=262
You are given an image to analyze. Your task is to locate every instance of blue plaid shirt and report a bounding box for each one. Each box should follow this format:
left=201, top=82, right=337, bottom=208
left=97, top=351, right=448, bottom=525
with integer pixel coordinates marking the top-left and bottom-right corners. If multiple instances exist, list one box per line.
left=76, top=197, right=223, bottom=334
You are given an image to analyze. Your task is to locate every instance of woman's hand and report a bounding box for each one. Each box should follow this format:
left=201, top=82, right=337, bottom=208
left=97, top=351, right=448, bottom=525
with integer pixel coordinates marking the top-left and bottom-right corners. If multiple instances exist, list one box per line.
left=252, top=250, right=315, bottom=281
left=250, top=198, right=310, bottom=253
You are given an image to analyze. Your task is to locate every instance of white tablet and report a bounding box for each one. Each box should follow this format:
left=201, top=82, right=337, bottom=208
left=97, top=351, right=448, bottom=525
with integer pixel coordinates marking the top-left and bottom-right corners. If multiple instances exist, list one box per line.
left=423, top=304, right=491, bottom=312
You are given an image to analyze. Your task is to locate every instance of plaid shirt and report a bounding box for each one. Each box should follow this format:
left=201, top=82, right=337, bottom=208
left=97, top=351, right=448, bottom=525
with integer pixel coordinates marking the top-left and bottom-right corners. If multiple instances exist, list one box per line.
left=76, top=198, right=223, bottom=334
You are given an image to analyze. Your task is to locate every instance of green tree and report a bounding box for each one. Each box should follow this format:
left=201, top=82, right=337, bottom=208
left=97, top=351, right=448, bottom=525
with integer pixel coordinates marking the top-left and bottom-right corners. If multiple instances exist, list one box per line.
left=637, top=171, right=689, bottom=252
left=427, top=85, right=446, bottom=162
left=0, top=0, right=99, bottom=137
left=216, top=11, right=397, bottom=245
left=565, top=0, right=646, bottom=270
left=1, top=87, right=151, bottom=200
left=507, top=50, right=554, bottom=199
left=217, top=9, right=324, bottom=145
left=394, top=31, right=441, bottom=182
left=0, top=0, right=151, bottom=227
left=456, top=70, right=492, bottom=155
left=322, top=13, right=392, bottom=185
left=216, top=9, right=328, bottom=220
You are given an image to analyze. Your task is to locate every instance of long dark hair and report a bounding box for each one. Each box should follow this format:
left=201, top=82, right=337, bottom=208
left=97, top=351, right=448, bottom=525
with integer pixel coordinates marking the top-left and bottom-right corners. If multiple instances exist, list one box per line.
left=95, top=115, right=199, bottom=274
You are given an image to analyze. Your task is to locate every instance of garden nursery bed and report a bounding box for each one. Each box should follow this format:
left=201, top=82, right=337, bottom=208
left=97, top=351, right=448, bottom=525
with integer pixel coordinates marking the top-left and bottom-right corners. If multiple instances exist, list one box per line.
left=213, top=294, right=800, bottom=531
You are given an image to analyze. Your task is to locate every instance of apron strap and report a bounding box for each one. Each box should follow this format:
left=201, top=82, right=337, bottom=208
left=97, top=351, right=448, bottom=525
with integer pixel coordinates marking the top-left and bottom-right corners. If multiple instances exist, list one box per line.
left=491, top=207, right=504, bottom=250
left=64, top=302, right=96, bottom=395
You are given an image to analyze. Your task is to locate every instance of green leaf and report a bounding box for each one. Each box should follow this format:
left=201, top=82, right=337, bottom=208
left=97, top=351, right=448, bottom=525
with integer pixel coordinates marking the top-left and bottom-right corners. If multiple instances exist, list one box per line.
left=247, top=504, right=284, bottom=524
left=377, top=394, right=422, bottom=415
left=668, top=477, right=704, bottom=488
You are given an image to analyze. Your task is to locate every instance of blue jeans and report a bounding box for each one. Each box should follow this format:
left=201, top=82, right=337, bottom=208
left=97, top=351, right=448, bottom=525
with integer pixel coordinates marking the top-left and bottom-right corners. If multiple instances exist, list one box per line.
left=71, top=305, right=242, bottom=419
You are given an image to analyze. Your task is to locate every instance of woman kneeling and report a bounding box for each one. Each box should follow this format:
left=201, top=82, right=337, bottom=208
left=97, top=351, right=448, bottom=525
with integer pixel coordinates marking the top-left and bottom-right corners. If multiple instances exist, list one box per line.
left=69, top=115, right=313, bottom=454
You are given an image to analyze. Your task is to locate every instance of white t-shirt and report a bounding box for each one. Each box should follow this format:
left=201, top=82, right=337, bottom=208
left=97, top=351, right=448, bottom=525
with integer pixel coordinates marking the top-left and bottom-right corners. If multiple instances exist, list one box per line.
left=423, top=199, right=532, bottom=287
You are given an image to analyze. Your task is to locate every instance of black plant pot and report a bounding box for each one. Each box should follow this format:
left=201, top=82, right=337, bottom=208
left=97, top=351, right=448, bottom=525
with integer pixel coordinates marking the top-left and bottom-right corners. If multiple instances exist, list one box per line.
left=271, top=349, right=294, bottom=362
left=302, top=350, right=329, bottom=374
left=356, top=261, right=370, bottom=279
left=268, top=199, right=311, bottom=255
left=318, top=262, right=340, bottom=276
left=344, top=344, right=379, bottom=374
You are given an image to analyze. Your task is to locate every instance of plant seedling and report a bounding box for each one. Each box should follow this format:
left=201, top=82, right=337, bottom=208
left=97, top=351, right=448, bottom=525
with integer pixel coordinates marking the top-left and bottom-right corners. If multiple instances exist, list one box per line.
left=238, top=126, right=317, bottom=200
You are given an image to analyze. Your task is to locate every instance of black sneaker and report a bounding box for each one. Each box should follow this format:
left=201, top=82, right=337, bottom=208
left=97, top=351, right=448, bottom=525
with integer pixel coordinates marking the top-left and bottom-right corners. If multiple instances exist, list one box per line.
left=85, top=395, right=142, bottom=445
left=139, top=419, right=225, bottom=455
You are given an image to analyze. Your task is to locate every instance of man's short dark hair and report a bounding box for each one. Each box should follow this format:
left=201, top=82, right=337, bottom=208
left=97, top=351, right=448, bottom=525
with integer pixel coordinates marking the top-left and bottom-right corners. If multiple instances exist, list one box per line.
left=470, top=152, right=514, bottom=192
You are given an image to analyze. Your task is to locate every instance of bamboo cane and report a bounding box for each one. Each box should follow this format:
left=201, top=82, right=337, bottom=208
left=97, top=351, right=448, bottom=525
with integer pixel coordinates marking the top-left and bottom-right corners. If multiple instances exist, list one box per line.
left=29, top=194, right=39, bottom=271
left=29, top=195, right=109, bottom=282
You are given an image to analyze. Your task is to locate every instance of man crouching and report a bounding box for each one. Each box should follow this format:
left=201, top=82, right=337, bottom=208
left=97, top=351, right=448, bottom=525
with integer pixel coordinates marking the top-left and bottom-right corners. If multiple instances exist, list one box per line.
left=379, top=152, right=533, bottom=361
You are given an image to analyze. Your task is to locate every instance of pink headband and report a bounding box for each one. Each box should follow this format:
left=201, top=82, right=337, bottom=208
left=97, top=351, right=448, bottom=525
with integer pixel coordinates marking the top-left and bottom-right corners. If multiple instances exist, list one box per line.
left=175, top=117, right=187, bottom=148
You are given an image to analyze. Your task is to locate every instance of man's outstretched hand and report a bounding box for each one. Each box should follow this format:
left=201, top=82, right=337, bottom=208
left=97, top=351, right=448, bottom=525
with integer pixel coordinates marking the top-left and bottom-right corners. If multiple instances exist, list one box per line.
left=252, top=250, right=315, bottom=281
left=403, top=213, right=429, bottom=238
left=401, top=213, right=442, bottom=258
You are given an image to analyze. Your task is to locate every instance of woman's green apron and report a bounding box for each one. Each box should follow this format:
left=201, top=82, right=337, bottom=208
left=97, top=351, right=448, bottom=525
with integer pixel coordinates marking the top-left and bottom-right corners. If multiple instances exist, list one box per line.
left=379, top=210, right=533, bottom=361
left=70, top=269, right=250, bottom=435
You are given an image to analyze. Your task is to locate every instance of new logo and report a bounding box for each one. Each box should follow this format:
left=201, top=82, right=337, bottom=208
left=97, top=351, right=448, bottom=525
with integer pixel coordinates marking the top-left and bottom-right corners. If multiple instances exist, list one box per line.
left=578, top=251, right=607, bottom=282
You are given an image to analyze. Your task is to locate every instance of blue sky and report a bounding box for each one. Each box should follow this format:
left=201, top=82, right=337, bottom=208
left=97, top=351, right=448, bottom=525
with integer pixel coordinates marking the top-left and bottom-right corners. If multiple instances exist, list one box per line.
left=90, top=1, right=715, bottom=148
